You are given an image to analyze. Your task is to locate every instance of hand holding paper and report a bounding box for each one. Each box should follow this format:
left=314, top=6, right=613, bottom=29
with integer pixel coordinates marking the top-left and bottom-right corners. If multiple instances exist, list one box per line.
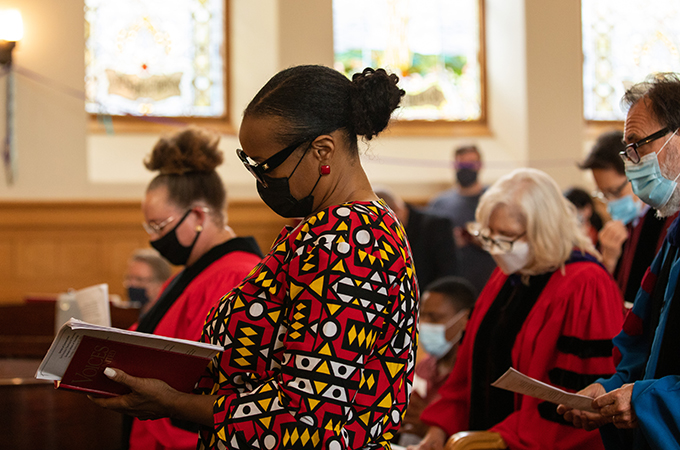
left=491, top=367, right=597, bottom=412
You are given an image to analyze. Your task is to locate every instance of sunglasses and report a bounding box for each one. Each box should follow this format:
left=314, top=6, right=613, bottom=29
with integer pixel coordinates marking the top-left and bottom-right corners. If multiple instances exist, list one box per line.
left=236, top=138, right=313, bottom=187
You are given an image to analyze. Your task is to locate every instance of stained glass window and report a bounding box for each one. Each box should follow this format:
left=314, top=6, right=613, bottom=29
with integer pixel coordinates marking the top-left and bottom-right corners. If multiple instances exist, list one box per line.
left=85, top=0, right=225, bottom=118
left=582, top=0, right=680, bottom=121
left=333, top=0, right=483, bottom=122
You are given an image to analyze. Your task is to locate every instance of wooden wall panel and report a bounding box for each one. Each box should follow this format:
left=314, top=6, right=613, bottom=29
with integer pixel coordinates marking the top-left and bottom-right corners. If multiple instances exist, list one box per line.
left=0, top=201, right=289, bottom=304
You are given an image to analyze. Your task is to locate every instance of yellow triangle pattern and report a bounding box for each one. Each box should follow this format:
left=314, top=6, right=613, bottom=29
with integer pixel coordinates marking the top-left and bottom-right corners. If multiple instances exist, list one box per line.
left=377, top=392, right=393, bottom=409
left=359, top=411, right=372, bottom=425
left=308, top=398, right=320, bottom=411
left=289, top=282, right=304, bottom=300
left=257, top=398, right=272, bottom=411
left=317, top=361, right=330, bottom=375
left=385, top=362, right=403, bottom=379
left=310, top=276, right=324, bottom=296
left=314, top=380, right=327, bottom=393
left=318, top=343, right=332, bottom=355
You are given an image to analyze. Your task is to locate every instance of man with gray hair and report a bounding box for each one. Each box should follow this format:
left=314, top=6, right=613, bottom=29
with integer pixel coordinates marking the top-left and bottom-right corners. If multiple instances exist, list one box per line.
left=124, top=248, right=172, bottom=315
left=558, top=73, right=680, bottom=450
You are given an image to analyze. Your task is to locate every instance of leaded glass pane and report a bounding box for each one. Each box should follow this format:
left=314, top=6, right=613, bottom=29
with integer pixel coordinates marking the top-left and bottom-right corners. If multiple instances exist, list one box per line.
left=582, top=0, right=680, bottom=121
left=333, top=0, right=482, bottom=122
left=85, top=0, right=225, bottom=117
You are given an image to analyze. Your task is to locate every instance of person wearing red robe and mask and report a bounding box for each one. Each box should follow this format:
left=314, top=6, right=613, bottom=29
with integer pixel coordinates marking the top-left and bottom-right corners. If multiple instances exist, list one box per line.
left=124, top=127, right=263, bottom=450
left=413, top=168, right=624, bottom=450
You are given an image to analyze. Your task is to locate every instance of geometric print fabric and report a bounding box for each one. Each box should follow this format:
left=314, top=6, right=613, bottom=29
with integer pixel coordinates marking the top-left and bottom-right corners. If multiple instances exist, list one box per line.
left=196, top=200, right=420, bottom=449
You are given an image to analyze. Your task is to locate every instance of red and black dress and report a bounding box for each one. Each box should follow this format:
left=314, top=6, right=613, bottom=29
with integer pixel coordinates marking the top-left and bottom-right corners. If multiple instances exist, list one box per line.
left=196, top=200, right=420, bottom=450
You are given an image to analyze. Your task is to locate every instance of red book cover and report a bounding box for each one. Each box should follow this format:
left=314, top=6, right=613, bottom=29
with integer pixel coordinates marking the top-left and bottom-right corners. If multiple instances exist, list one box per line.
left=57, top=335, right=211, bottom=397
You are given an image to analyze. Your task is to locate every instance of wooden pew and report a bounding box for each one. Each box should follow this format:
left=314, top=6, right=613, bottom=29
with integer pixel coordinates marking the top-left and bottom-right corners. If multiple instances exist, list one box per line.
left=0, top=359, right=124, bottom=450
left=0, top=300, right=140, bottom=358
left=0, top=301, right=142, bottom=449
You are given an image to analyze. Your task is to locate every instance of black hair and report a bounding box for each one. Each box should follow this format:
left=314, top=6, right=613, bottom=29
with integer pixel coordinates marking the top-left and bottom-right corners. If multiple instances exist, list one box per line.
left=424, top=276, right=477, bottom=311
left=145, top=127, right=226, bottom=224
left=622, top=72, right=680, bottom=131
left=578, top=130, right=625, bottom=175
left=244, top=65, right=405, bottom=154
left=564, top=187, right=603, bottom=232
left=454, top=145, right=481, bottom=160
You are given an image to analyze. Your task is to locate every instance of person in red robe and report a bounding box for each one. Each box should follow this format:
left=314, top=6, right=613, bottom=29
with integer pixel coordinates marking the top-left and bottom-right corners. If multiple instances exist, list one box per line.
left=413, top=168, right=624, bottom=450
left=125, top=127, right=263, bottom=450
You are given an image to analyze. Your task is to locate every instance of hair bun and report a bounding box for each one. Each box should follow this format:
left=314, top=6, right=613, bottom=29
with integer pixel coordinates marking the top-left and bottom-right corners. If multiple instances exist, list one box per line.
left=144, top=127, right=223, bottom=175
left=350, top=68, right=405, bottom=140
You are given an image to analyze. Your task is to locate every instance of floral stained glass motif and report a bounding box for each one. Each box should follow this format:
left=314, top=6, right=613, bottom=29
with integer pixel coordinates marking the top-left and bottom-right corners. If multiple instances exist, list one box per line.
left=582, top=0, right=680, bottom=121
left=85, top=0, right=225, bottom=118
left=333, top=0, right=482, bottom=122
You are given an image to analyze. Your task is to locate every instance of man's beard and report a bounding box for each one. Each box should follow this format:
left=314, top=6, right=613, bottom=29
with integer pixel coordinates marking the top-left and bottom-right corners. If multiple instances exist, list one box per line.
left=657, top=148, right=680, bottom=218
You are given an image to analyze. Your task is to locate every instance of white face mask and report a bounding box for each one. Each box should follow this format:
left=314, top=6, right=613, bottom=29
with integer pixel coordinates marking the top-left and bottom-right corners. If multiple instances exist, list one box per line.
left=489, top=240, right=531, bottom=274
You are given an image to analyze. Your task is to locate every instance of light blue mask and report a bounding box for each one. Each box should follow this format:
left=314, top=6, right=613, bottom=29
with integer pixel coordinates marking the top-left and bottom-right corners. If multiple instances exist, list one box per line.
left=607, top=195, right=642, bottom=225
left=625, top=132, right=679, bottom=209
left=419, top=310, right=467, bottom=358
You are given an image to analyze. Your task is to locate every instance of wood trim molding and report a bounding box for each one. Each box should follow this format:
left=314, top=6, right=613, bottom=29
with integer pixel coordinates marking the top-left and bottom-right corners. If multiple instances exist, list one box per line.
left=0, top=200, right=288, bottom=304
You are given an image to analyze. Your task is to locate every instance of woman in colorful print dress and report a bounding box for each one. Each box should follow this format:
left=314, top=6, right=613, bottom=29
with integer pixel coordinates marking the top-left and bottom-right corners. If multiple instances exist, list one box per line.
left=91, top=65, right=419, bottom=450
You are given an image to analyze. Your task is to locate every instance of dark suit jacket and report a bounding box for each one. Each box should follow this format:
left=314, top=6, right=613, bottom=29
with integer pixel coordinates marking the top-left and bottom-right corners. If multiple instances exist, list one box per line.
left=405, top=205, right=458, bottom=293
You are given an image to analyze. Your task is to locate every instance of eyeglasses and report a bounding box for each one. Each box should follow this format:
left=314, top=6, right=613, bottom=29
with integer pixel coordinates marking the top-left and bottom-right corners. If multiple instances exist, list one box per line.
left=592, top=178, right=628, bottom=201
left=142, top=215, right=176, bottom=235
left=141, top=208, right=206, bottom=236
left=620, top=127, right=669, bottom=164
left=467, top=222, right=526, bottom=253
left=236, top=138, right=312, bottom=187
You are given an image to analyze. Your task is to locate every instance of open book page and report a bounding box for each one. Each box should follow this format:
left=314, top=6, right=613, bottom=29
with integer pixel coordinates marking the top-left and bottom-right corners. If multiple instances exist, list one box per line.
left=56, top=283, right=112, bottom=330
left=74, top=284, right=111, bottom=326
left=491, top=367, right=597, bottom=413
left=36, top=318, right=223, bottom=382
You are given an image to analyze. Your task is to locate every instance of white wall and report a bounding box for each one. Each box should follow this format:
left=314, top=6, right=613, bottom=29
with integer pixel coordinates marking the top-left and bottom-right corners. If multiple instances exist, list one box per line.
left=0, top=0, right=594, bottom=201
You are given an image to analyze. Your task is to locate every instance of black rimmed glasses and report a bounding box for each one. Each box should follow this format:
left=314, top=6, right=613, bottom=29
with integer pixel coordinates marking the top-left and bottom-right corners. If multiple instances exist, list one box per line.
left=620, top=127, right=669, bottom=164
left=236, top=138, right=313, bottom=187
left=466, top=222, right=526, bottom=253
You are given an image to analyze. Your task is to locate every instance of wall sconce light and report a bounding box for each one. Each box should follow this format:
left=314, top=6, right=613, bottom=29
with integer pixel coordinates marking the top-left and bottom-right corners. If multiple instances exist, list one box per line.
left=0, top=9, right=23, bottom=66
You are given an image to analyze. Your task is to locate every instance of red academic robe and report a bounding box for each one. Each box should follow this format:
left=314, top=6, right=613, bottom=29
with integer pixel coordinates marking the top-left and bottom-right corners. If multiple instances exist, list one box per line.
left=421, top=262, right=624, bottom=450
left=129, top=247, right=262, bottom=450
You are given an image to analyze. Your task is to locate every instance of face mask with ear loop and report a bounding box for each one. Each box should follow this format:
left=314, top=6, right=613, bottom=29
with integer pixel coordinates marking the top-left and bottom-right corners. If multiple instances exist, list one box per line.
left=257, top=143, right=323, bottom=218
left=625, top=130, right=680, bottom=210
left=150, top=209, right=204, bottom=266
left=419, top=309, right=469, bottom=358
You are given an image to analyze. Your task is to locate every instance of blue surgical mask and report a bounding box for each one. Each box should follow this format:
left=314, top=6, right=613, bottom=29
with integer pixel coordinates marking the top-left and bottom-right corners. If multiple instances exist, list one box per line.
left=625, top=131, right=679, bottom=209
left=419, top=310, right=467, bottom=358
left=607, top=195, right=642, bottom=225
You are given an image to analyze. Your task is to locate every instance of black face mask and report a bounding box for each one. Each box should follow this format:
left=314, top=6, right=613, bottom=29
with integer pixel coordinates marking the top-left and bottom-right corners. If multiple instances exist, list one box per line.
left=150, top=209, right=202, bottom=266
left=257, top=173, right=322, bottom=218
left=127, top=286, right=149, bottom=307
left=256, top=144, right=322, bottom=218
left=456, top=168, right=478, bottom=187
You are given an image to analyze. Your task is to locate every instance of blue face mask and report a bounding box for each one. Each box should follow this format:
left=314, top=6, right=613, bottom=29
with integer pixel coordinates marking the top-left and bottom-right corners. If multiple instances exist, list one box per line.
left=419, top=310, right=467, bottom=358
left=607, top=195, right=642, bottom=225
left=625, top=132, right=679, bottom=209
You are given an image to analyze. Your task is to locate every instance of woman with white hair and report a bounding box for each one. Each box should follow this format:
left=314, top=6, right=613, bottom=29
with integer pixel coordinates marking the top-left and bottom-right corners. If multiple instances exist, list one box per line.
left=414, top=168, right=625, bottom=450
